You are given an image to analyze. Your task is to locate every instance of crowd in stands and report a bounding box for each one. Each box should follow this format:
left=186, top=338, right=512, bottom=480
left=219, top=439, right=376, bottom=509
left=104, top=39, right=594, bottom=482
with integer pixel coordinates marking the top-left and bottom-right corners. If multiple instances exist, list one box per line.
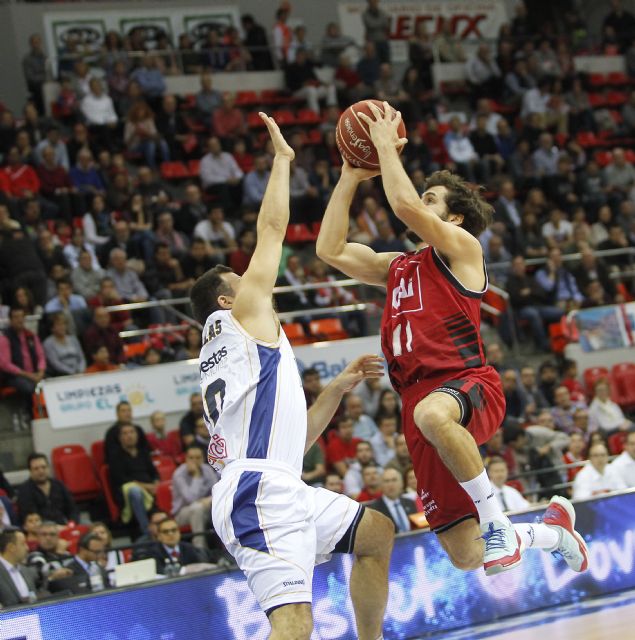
left=1, top=0, right=635, bottom=607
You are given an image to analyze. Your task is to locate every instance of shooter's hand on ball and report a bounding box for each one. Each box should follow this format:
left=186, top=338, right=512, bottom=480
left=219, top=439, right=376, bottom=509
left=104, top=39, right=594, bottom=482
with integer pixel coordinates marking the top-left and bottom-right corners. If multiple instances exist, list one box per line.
left=340, top=158, right=380, bottom=183
left=259, top=112, right=295, bottom=161
left=357, top=100, right=408, bottom=152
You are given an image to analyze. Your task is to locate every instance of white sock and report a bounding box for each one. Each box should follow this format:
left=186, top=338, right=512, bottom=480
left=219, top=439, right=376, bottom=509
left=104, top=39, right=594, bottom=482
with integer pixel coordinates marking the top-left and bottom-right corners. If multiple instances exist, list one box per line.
left=460, top=470, right=507, bottom=524
left=514, top=523, right=559, bottom=550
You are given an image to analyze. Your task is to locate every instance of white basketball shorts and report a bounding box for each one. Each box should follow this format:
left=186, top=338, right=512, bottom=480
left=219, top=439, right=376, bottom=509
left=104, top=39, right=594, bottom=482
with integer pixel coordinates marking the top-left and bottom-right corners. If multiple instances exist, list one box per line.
left=211, top=459, right=363, bottom=613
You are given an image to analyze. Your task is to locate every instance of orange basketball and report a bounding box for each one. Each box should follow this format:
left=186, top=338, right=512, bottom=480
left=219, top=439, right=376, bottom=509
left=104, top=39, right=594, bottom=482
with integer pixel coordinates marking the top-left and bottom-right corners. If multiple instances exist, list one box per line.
left=336, top=99, right=407, bottom=170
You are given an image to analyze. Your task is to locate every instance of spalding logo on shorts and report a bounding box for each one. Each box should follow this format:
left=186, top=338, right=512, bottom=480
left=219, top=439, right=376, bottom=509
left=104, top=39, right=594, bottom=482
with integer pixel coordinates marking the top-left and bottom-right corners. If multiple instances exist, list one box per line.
left=207, top=434, right=227, bottom=466
left=343, top=116, right=372, bottom=158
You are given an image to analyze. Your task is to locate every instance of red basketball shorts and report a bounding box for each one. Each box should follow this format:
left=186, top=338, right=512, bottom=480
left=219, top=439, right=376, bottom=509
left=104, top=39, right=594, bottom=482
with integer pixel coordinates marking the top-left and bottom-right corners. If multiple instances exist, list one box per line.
left=400, top=366, right=506, bottom=533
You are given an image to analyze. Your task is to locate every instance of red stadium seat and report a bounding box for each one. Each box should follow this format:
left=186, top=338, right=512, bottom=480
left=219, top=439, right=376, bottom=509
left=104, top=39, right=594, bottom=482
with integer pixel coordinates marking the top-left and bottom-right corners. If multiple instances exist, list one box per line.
left=583, top=366, right=610, bottom=397
left=51, top=444, right=85, bottom=478
left=285, top=223, right=316, bottom=244
left=272, top=109, right=297, bottom=126
left=607, top=72, right=630, bottom=86
left=247, top=111, right=267, bottom=128
left=595, top=151, right=613, bottom=167
left=99, top=465, right=120, bottom=522
left=589, top=73, right=607, bottom=88
left=306, top=128, right=323, bottom=145
left=282, top=323, right=315, bottom=346
left=155, top=480, right=173, bottom=514
left=53, top=449, right=101, bottom=501
left=309, top=318, right=349, bottom=341
left=610, top=363, right=635, bottom=409
left=152, top=455, right=177, bottom=481
left=160, top=162, right=189, bottom=180
left=608, top=432, right=629, bottom=455
left=187, top=159, right=200, bottom=177
left=296, top=108, right=321, bottom=124
left=235, top=91, right=259, bottom=106
left=91, top=440, right=105, bottom=472
left=167, top=429, right=184, bottom=461
left=59, top=523, right=90, bottom=555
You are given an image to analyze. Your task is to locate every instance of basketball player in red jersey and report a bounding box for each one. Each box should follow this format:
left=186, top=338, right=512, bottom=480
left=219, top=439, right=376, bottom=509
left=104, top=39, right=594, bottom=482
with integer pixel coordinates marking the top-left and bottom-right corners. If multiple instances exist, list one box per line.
left=317, top=101, right=589, bottom=576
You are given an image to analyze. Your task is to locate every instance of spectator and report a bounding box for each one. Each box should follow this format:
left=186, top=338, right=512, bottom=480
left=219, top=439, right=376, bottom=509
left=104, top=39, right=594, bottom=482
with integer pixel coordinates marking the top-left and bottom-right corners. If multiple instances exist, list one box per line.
left=321, top=22, right=356, bottom=68
left=272, top=6, right=292, bottom=65
left=242, top=154, right=270, bottom=209
left=487, top=456, right=530, bottom=512
left=603, top=0, right=635, bottom=50
left=212, top=93, right=246, bottom=143
left=107, top=248, right=149, bottom=302
left=368, top=468, right=416, bottom=533
left=542, top=208, right=573, bottom=250
left=144, top=242, right=190, bottom=299
left=465, top=44, right=501, bottom=101
left=362, top=0, right=391, bottom=63
left=88, top=522, right=125, bottom=585
left=199, top=137, right=243, bottom=209
left=43, top=278, right=88, bottom=334
left=85, top=345, right=118, bottom=373
left=356, top=464, right=384, bottom=502
left=154, top=211, right=188, bottom=259
left=80, top=78, right=118, bottom=150
left=130, top=54, right=166, bottom=103
left=195, top=74, right=223, bottom=121
left=302, top=367, right=323, bottom=409
left=108, top=423, right=159, bottom=534
left=551, top=385, right=586, bottom=433
left=0, top=528, right=36, bottom=606
left=535, top=247, right=583, bottom=311
left=345, top=393, right=378, bottom=441
left=518, top=365, right=550, bottom=418
left=22, top=34, right=46, bottom=114
left=34, top=125, right=70, bottom=170
left=434, top=16, right=466, bottom=63
left=82, top=306, right=125, bottom=365
left=356, top=41, right=381, bottom=90
left=0, top=307, right=46, bottom=419
left=189, top=417, right=211, bottom=455
left=343, top=440, right=378, bottom=499
left=36, top=146, right=75, bottom=220
left=124, top=101, right=169, bottom=170
left=228, top=228, right=256, bottom=276
left=193, top=206, right=236, bottom=262
left=179, top=238, right=220, bottom=284
left=179, top=392, right=205, bottom=447
left=145, top=517, right=205, bottom=575
left=16, top=453, right=78, bottom=526
left=69, top=149, right=106, bottom=205
left=156, top=95, right=188, bottom=160
left=240, top=14, right=273, bottom=71
left=71, top=249, right=105, bottom=300
left=176, top=184, right=206, bottom=237
left=563, top=432, right=587, bottom=483
left=22, top=512, right=42, bottom=551
left=327, top=416, right=362, bottom=478
left=174, top=326, right=202, bottom=362
left=589, top=379, right=633, bottom=434
left=443, top=116, right=480, bottom=182
left=2, top=146, right=41, bottom=199
left=470, top=114, right=504, bottom=181
left=26, top=521, right=73, bottom=590
left=609, top=431, right=635, bottom=487
left=302, top=441, right=326, bottom=487
left=501, top=369, right=526, bottom=424
left=532, top=133, right=560, bottom=178
left=132, top=510, right=169, bottom=551
left=324, top=473, right=344, bottom=494
left=172, top=446, right=218, bottom=549
left=573, top=442, right=627, bottom=499
left=384, top=435, right=412, bottom=477
left=43, top=313, right=86, bottom=376
left=144, top=411, right=177, bottom=460
left=370, top=415, right=398, bottom=467
left=48, top=532, right=109, bottom=595
left=505, top=255, right=564, bottom=351
left=604, top=148, right=635, bottom=199
left=597, top=224, right=633, bottom=270
left=285, top=49, right=337, bottom=115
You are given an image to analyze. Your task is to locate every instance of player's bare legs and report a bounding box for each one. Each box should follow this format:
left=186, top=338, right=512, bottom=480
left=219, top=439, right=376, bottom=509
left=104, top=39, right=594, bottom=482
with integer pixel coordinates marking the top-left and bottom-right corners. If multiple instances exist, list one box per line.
left=269, top=603, right=313, bottom=640
left=414, top=392, right=589, bottom=575
left=349, top=509, right=394, bottom=640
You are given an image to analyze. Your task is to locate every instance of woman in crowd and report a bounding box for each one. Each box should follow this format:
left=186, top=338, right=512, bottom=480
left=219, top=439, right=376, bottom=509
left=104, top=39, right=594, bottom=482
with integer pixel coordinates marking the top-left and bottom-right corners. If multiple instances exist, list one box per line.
left=175, top=326, right=202, bottom=361
left=43, top=312, right=86, bottom=376
left=124, top=101, right=170, bottom=169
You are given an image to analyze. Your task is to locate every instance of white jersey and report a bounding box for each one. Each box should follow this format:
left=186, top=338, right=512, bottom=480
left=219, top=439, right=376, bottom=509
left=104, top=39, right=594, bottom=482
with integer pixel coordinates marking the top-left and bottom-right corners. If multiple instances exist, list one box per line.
left=199, top=310, right=307, bottom=475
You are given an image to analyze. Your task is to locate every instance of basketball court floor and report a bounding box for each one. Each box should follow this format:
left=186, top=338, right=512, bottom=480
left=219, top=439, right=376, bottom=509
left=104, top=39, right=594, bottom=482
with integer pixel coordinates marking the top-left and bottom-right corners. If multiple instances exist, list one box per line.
left=421, top=589, right=635, bottom=640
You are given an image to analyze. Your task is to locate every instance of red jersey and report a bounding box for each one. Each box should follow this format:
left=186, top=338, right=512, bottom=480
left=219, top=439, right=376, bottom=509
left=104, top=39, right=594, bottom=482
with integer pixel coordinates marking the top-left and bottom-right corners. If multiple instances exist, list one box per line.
left=380, top=247, right=487, bottom=394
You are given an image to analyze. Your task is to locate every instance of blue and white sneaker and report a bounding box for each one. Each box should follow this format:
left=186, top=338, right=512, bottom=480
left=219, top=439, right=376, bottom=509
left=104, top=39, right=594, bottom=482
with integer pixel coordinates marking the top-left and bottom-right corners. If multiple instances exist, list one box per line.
left=481, top=519, right=524, bottom=576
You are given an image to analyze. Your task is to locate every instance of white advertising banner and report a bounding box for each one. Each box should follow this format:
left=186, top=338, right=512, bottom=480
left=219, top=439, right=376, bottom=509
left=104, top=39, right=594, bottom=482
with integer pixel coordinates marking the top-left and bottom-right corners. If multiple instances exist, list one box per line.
left=43, top=6, right=241, bottom=64
left=43, top=336, right=384, bottom=429
left=338, top=1, right=508, bottom=62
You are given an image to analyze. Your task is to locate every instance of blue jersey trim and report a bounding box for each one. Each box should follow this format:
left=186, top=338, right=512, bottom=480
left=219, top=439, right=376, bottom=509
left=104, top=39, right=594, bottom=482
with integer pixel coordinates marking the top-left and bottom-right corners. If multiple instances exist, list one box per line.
left=231, top=470, right=269, bottom=553
left=246, top=344, right=281, bottom=459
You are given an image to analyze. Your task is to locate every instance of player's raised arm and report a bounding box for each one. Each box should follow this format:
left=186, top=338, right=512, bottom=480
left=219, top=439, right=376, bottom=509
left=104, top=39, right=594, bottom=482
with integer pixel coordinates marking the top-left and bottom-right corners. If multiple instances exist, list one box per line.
left=305, top=354, right=383, bottom=453
left=316, top=161, right=400, bottom=287
left=357, top=102, right=484, bottom=264
left=231, top=113, right=293, bottom=342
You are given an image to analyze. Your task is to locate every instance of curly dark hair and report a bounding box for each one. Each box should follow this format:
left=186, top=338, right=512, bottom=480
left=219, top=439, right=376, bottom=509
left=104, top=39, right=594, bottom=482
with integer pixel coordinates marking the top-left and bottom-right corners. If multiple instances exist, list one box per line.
left=190, top=265, right=234, bottom=325
left=423, top=170, right=493, bottom=238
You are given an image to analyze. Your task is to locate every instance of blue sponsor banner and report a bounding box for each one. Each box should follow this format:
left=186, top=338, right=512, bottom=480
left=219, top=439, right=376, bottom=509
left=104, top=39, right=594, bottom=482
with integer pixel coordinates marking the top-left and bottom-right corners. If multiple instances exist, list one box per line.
left=2, top=492, right=634, bottom=639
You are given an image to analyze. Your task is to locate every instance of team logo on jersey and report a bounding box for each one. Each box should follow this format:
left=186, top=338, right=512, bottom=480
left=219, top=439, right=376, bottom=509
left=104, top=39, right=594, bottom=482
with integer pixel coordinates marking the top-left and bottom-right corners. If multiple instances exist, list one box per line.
left=199, top=346, right=228, bottom=374
left=392, top=277, right=414, bottom=309
left=207, top=434, right=227, bottom=465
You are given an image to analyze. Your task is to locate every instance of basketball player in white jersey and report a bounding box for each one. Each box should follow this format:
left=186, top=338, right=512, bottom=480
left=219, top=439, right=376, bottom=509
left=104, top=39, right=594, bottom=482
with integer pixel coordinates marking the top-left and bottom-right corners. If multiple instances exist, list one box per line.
left=189, top=113, right=394, bottom=640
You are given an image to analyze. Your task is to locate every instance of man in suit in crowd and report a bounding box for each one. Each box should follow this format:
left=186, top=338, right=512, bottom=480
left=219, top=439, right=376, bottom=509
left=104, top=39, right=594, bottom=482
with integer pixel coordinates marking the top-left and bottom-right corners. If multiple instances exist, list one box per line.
left=48, top=532, right=109, bottom=595
left=26, top=520, right=73, bottom=590
left=143, top=517, right=205, bottom=575
left=368, top=468, right=417, bottom=533
left=16, top=453, right=78, bottom=525
left=0, top=527, right=38, bottom=606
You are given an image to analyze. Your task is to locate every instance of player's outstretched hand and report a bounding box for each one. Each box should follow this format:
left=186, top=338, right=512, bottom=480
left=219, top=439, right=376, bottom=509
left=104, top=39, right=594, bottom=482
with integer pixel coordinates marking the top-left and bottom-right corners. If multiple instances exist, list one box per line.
left=357, top=100, right=408, bottom=151
left=259, top=112, right=295, bottom=161
left=333, top=354, right=384, bottom=393
left=341, top=158, right=380, bottom=183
